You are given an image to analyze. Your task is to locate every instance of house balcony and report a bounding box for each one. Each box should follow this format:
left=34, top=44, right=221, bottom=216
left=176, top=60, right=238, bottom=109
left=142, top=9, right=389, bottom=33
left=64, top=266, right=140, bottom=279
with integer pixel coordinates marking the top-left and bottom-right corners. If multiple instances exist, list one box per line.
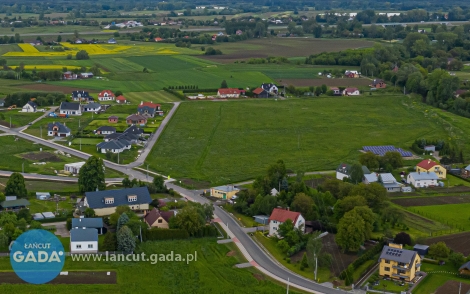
left=392, top=265, right=409, bottom=271
left=392, top=273, right=410, bottom=279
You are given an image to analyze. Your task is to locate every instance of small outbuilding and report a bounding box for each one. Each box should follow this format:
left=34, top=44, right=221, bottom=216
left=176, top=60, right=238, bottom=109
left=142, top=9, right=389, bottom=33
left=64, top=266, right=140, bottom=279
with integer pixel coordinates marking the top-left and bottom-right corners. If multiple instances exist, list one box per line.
left=424, top=145, right=436, bottom=152
left=253, top=215, right=269, bottom=225
left=459, top=261, right=470, bottom=275
left=413, top=244, right=429, bottom=256
left=36, top=192, right=51, bottom=200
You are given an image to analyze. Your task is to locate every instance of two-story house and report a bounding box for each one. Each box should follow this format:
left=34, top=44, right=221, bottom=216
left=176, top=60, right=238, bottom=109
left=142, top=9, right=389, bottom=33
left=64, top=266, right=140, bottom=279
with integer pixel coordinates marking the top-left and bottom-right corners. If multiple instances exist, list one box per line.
left=261, top=83, right=279, bottom=94
left=71, top=91, right=92, bottom=102
left=70, top=228, right=98, bottom=254
left=379, top=243, right=421, bottom=282
left=47, top=122, right=71, bottom=137
left=416, top=159, right=446, bottom=179
left=98, top=90, right=115, bottom=101
left=407, top=172, right=439, bottom=188
left=137, top=102, right=163, bottom=117
left=268, top=208, right=305, bottom=237
left=59, top=102, right=82, bottom=116
left=144, top=208, right=175, bottom=229
left=84, top=187, right=152, bottom=216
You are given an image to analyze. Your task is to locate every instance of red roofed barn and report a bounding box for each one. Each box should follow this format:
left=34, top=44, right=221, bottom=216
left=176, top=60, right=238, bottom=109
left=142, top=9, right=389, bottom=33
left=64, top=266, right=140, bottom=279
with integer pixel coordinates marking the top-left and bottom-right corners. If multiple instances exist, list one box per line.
left=217, top=88, right=246, bottom=98
left=269, top=208, right=305, bottom=236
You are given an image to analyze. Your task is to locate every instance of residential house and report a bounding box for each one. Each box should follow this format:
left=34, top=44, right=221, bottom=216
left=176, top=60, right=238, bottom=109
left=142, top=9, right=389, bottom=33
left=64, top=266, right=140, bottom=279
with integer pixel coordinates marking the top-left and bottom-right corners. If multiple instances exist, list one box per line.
left=0, top=99, right=4, bottom=107
left=82, top=102, right=101, bottom=112
left=379, top=173, right=401, bottom=192
left=80, top=73, right=94, bottom=79
left=63, top=71, right=77, bottom=80
left=47, top=122, right=71, bottom=137
left=96, top=139, right=131, bottom=154
left=416, top=159, right=446, bottom=179
left=253, top=88, right=269, bottom=98
left=107, top=38, right=117, bottom=44
left=95, top=126, right=116, bottom=135
left=124, top=125, right=144, bottom=136
left=108, top=116, right=118, bottom=123
left=154, top=37, right=163, bottom=42
left=72, top=217, right=104, bottom=234
left=463, top=165, right=470, bottom=178
left=35, top=192, right=51, bottom=200
left=144, top=208, right=175, bottom=229
left=70, top=228, right=98, bottom=254
left=336, top=163, right=370, bottom=181
left=126, top=114, right=147, bottom=126
left=98, top=90, right=115, bottom=101
left=344, top=70, right=359, bottom=78
left=379, top=243, right=421, bottom=282
left=407, top=172, right=439, bottom=187
left=330, top=87, right=342, bottom=96
left=71, top=91, right=92, bottom=102
left=269, top=208, right=305, bottom=237
left=22, top=101, right=37, bottom=113
left=84, top=187, right=152, bottom=216
left=116, top=95, right=127, bottom=104
left=59, top=102, right=82, bottom=116
left=137, top=102, right=163, bottom=117
left=210, top=185, right=240, bottom=200
left=459, top=261, right=470, bottom=275
left=0, top=198, right=30, bottom=211
left=261, top=83, right=279, bottom=94
left=217, top=88, right=246, bottom=98
left=370, top=79, right=386, bottom=89
left=64, top=162, right=85, bottom=174
left=455, top=89, right=468, bottom=98
left=343, top=88, right=360, bottom=96
left=105, top=132, right=139, bottom=143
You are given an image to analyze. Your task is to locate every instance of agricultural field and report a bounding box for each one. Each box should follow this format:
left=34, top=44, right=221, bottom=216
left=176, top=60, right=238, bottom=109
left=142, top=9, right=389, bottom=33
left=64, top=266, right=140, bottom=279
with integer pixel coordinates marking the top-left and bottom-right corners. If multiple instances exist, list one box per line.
left=0, top=177, right=79, bottom=194
left=393, top=195, right=470, bottom=207
left=146, top=95, right=459, bottom=184
left=407, top=203, right=470, bottom=231
left=277, top=78, right=372, bottom=88
left=424, top=231, right=470, bottom=255
left=0, top=238, right=303, bottom=294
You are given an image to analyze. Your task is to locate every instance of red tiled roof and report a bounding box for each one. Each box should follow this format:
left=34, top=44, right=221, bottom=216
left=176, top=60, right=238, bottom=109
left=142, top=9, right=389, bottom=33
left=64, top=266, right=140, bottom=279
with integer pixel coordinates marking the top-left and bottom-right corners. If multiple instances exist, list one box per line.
left=116, top=95, right=126, bottom=101
left=417, top=159, right=439, bottom=170
left=269, top=208, right=301, bottom=223
left=252, top=88, right=265, bottom=95
left=218, top=88, right=245, bottom=95
left=99, top=90, right=114, bottom=97
left=138, top=102, right=160, bottom=108
left=155, top=37, right=163, bottom=41
left=330, top=87, right=339, bottom=90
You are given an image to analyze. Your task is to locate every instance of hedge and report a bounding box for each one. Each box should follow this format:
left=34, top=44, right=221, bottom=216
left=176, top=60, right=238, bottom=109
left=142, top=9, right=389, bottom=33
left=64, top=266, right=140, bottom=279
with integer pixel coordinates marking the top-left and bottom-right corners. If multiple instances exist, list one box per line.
left=163, top=87, right=185, bottom=100
left=37, top=217, right=68, bottom=223
left=339, top=240, right=385, bottom=284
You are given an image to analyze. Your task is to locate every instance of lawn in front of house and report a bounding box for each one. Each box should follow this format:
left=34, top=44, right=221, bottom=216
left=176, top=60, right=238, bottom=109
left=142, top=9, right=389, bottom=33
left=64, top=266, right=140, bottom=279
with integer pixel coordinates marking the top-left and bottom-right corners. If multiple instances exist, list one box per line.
left=28, top=197, right=74, bottom=214
left=412, top=262, right=470, bottom=294
left=223, top=204, right=259, bottom=227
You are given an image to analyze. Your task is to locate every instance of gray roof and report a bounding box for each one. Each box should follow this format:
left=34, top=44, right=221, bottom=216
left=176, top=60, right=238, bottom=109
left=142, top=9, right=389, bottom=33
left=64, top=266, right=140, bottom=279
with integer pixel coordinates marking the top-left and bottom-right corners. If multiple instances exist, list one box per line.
left=459, top=261, right=470, bottom=271
left=85, top=187, right=152, bottom=209
left=364, top=173, right=378, bottom=183
left=97, top=140, right=129, bottom=150
left=96, top=126, right=116, bottom=132
left=379, top=173, right=397, bottom=183
left=47, top=122, right=71, bottom=133
left=379, top=245, right=417, bottom=264
left=70, top=228, right=98, bottom=242
left=408, top=172, right=439, bottom=180
left=27, top=101, right=37, bottom=109
left=60, top=102, right=81, bottom=111
left=382, top=182, right=401, bottom=189
left=72, top=218, right=103, bottom=229
left=465, top=165, right=470, bottom=172
left=124, top=125, right=144, bottom=135
left=337, top=163, right=370, bottom=175
left=413, top=244, right=429, bottom=250
left=213, top=185, right=240, bottom=193
left=126, top=114, right=147, bottom=121
left=137, top=106, right=156, bottom=115
left=0, top=199, right=30, bottom=208
left=83, top=102, right=101, bottom=109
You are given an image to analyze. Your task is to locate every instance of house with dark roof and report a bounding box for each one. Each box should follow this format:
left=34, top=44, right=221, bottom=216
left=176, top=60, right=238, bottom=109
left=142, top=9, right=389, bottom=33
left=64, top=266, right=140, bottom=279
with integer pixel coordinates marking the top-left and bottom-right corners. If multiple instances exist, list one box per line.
left=48, top=122, right=71, bottom=137
left=84, top=187, right=152, bottom=216
left=144, top=208, right=175, bottom=229
left=137, top=102, right=163, bottom=117
left=126, top=114, right=147, bottom=126
left=97, top=139, right=131, bottom=154
left=22, top=101, right=37, bottom=113
left=369, top=79, right=386, bottom=89
left=82, top=102, right=101, bottom=112
left=60, top=102, right=82, bottom=116
left=71, top=91, right=92, bottom=102
left=252, top=87, right=269, bottom=98
left=108, top=116, right=118, bottom=123
left=124, top=125, right=144, bottom=136
left=70, top=228, right=98, bottom=254
left=105, top=132, right=139, bottom=144
left=416, top=159, right=446, bottom=179
left=459, top=261, right=470, bottom=275
left=0, top=198, right=30, bottom=211
left=336, top=163, right=370, bottom=181
left=268, top=208, right=305, bottom=236
left=379, top=243, right=421, bottom=281
left=72, top=217, right=104, bottom=234
left=98, top=90, right=115, bottom=101
left=261, top=83, right=278, bottom=94
left=95, top=126, right=116, bottom=135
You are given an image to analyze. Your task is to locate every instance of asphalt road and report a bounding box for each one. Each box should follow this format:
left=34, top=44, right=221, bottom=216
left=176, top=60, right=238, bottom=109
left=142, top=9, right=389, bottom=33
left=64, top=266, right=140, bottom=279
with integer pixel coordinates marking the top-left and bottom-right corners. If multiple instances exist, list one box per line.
left=166, top=182, right=345, bottom=294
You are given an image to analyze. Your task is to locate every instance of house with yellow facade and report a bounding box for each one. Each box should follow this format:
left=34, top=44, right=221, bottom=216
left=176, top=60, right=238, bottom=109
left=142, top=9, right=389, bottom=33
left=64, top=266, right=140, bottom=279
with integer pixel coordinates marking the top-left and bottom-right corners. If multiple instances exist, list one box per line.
left=379, top=243, right=421, bottom=282
left=144, top=207, right=175, bottom=229
left=416, top=159, right=446, bottom=179
left=210, top=185, right=240, bottom=200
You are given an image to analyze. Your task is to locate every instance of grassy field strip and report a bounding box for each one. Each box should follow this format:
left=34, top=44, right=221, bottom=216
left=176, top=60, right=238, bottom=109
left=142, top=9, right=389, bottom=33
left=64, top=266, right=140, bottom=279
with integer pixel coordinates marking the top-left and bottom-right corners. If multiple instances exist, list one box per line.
left=125, top=91, right=180, bottom=103
left=408, top=203, right=470, bottom=231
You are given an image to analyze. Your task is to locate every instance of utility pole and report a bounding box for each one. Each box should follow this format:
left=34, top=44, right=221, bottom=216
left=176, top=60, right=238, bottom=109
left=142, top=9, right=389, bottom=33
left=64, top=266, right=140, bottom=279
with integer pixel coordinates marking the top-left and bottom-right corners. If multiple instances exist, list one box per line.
left=146, top=164, right=149, bottom=181
left=22, top=161, right=24, bottom=173
left=286, top=277, right=289, bottom=293
left=78, top=119, right=80, bottom=128
left=118, top=151, right=120, bottom=164
left=9, top=116, right=11, bottom=128
left=80, top=138, right=82, bottom=150
left=314, top=253, right=318, bottom=281
left=40, top=126, right=42, bottom=138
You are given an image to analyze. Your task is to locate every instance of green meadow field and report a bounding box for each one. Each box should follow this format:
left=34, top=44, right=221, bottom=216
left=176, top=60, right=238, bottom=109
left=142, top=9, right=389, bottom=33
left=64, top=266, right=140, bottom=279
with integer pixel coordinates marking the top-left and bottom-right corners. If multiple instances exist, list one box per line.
left=146, top=95, right=464, bottom=184
left=408, top=203, right=470, bottom=231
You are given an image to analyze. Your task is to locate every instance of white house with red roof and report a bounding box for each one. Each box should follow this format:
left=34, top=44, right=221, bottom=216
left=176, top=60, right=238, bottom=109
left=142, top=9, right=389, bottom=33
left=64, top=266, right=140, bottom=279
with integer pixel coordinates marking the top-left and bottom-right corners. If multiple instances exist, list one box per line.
left=268, top=208, right=305, bottom=237
left=137, top=101, right=163, bottom=117
left=217, top=88, right=246, bottom=98
left=343, top=87, right=360, bottom=96
left=116, top=95, right=127, bottom=104
left=98, top=90, right=115, bottom=101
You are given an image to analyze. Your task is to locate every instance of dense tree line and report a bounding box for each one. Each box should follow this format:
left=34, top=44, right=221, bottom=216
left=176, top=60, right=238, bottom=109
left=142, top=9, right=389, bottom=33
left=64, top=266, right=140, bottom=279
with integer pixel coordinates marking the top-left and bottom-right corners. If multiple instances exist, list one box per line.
left=4, top=91, right=66, bottom=107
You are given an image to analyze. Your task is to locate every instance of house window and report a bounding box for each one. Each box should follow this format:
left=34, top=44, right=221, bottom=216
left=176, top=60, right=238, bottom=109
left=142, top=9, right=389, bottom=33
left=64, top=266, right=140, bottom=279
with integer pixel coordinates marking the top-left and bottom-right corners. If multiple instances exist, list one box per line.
left=104, top=197, right=114, bottom=204
left=384, top=267, right=390, bottom=271
left=76, top=245, right=81, bottom=249
left=384, top=260, right=390, bottom=264
left=88, top=244, right=93, bottom=249
left=158, top=219, right=163, bottom=223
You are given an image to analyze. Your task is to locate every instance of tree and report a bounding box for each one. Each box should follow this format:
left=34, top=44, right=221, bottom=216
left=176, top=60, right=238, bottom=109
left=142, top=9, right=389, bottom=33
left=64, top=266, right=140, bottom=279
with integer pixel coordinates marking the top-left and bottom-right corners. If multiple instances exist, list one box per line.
left=57, top=35, right=62, bottom=42
left=277, top=239, right=290, bottom=254
left=5, top=172, right=27, bottom=198
left=0, top=232, right=8, bottom=248
left=66, top=54, right=72, bottom=60
left=291, top=193, right=318, bottom=221
left=84, top=208, right=95, bottom=218
left=349, top=183, right=388, bottom=212
left=359, top=152, right=379, bottom=170
left=102, top=232, right=117, bottom=251
left=449, top=252, right=465, bottom=267
left=17, top=208, right=31, bottom=222
left=336, top=210, right=366, bottom=252
left=122, top=177, right=131, bottom=188
left=349, top=163, right=364, bottom=184
left=29, top=221, right=42, bottom=230
left=117, top=213, right=130, bottom=232
left=382, top=151, right=403, bottom=169
left=429, top=242, right=450, bottom=258
left=117, top=226, right=136, bottom=253
left=109, top=205, right=132, bottom=227
left=321, top=84, right=327, bottom=94
left=142, top=67, right=149, bottom=73
left=17, top=218, right=27, bottom=232
left=300, top=252, right=309, bottom=270
left=76, top=50, right=89, bottom=60
left=174, top=205, right=205, bottom=236
left=153, top=175, right=166, bottom=193
left=352, top=206, right=376, bottom=240
left=221, top=80, right=228, bottom=88
left=78, top=156, right=105, bottom=193
left=394, top=232, right=412, bottom=246
left=334, top=195, right=367, bottom=220
left=314, top=87, right=322, bottom=96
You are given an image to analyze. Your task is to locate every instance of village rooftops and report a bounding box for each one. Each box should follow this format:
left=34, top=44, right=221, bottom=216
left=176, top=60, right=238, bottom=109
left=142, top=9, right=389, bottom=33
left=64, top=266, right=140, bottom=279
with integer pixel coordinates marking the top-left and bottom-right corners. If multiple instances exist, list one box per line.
left=144, top=208, right=175, bottom=225
left=70, top=228, right=98, bottom=242
left=47, top=122, right=71, bottom=133
left=60, top=102, right=81, bottom=110
left=72, top=218, right=103, bottom=228
left=85, top=187, right=151, bottom=209
left=408, top=172, right=439, bottom=180
left=379, top=245, right=418, bottom=264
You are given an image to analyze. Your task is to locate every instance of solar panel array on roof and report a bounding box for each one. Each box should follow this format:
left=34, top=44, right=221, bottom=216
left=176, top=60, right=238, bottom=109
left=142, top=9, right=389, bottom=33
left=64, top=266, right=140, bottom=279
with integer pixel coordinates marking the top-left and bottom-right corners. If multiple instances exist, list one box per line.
left=386, top=248, right=403, bottom=257
left=363, top=145, right=413, bottom=157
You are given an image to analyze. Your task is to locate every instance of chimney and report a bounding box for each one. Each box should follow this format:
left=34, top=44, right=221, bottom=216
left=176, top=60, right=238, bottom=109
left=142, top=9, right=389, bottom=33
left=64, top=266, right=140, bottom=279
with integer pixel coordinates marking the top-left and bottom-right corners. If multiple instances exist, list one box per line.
left=428, top=160, right=431, bottom=164
left=140, top=101, right=143, bottom=105
left=287, top=207, right=290, bottom=211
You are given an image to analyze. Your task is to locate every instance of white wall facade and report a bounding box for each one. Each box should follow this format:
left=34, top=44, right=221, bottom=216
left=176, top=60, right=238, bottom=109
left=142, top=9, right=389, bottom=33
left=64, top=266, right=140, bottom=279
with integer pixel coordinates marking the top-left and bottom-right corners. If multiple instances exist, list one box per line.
left=70, top=241, right=98, bottom=254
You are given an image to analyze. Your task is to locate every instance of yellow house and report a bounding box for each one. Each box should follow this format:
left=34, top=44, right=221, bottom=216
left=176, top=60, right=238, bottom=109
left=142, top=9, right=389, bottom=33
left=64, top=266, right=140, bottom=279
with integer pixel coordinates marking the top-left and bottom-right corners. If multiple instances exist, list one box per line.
left=144, top=208, right=175, bottom=229
left=210, top=185, right=240, bottom=200
left=416, top=159, right=446, bottom=179
left=379, top=243, right=421, bottom=282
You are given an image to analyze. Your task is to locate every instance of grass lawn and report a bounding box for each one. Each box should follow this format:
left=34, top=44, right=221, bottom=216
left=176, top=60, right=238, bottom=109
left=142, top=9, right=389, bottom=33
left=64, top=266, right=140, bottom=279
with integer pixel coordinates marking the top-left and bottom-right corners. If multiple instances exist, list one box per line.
left=24, top=112, right=95, bottom=138
left=0, top=111, right=44, bottom=127
left=223, top=204, right=259, bottom=227
left=0, top=238, right=304, bottom=294
left=368, top=278, right=409, bottom=293
left=413, top=262, right=468, bottom=294
left=0, top=177, right=79, bottom=193
left=446, top=174, right=470, bottom=187
left=407, top=203, right=470, bottom=231
left=147, top=96, right=456, bottom=184
left=253, top=232, right=331, bottom=283
left=77, top=144, right=141, bottom=165
left=27, top=197, right=75, bottom=214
